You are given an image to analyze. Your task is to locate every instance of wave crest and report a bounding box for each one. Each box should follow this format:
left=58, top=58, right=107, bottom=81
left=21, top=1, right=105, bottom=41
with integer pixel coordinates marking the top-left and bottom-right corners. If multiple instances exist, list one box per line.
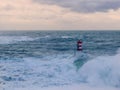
left=79, top=51, right=120, bottom=87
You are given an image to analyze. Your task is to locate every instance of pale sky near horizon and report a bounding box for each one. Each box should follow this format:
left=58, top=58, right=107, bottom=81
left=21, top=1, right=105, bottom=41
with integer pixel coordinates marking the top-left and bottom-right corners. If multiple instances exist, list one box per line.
left=0, top=0, right=120, bottom=31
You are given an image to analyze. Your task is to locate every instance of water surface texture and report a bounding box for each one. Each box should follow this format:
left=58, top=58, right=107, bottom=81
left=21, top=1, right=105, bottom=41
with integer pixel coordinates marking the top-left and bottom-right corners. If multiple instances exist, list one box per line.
left=0, top=31, right=120, bottom=89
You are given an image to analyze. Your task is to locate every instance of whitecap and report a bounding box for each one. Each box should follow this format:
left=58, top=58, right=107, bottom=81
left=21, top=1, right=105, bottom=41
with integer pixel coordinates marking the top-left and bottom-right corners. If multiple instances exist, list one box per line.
left=0, top=36, right=35, bottom=44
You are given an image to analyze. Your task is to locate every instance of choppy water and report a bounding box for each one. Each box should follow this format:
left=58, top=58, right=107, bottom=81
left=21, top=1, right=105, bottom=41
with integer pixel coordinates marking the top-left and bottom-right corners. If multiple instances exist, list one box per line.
left=0, top=31, right=120, bottom=89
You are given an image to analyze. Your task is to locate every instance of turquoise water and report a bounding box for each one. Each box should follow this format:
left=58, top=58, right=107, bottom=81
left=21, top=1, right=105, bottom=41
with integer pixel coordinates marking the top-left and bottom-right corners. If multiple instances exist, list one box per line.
left=0, top=31, right=120, bottom=88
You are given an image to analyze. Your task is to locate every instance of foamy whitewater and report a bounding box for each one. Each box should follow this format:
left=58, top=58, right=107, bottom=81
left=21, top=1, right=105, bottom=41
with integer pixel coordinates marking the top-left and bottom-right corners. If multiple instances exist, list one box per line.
left=0, top=31, right=120, bottom=90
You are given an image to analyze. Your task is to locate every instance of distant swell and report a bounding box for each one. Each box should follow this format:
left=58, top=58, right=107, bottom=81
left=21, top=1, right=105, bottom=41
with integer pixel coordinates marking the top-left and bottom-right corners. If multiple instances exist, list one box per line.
left=0, top=36, right=35, bottom=44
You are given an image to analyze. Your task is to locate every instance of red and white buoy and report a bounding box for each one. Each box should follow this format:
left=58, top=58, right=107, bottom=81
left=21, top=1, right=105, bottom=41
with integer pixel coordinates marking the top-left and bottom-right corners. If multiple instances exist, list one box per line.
left=77, top=40, right=82, bottom=51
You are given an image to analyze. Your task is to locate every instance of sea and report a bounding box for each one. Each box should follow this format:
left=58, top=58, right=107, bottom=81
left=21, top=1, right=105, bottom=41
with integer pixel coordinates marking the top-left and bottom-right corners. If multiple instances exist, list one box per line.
left=0, top=31, right=120, bottom=90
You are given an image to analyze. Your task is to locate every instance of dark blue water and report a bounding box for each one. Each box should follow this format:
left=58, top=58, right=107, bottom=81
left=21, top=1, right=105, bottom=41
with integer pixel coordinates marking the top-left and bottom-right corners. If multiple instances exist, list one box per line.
left=0, top=31, right=120, bottom=58
left=0, top=31, right=120, bottom=88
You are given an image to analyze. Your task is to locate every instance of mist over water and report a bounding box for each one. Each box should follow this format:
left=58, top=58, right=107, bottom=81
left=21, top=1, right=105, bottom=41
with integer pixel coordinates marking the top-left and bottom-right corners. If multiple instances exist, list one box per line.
left=0, top=31, right=120, bottom=89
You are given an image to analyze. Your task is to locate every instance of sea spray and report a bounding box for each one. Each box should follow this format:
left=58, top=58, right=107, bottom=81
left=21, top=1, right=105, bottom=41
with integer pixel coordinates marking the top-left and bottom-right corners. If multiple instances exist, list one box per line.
left=79, top=50, right=120, bottom=87
left=0, top=31, right=120, bottom=90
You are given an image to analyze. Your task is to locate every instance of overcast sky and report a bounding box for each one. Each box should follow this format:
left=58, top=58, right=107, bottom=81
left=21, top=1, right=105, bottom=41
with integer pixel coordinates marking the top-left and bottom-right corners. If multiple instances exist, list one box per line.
left=0, top=0, right=120, bottom=30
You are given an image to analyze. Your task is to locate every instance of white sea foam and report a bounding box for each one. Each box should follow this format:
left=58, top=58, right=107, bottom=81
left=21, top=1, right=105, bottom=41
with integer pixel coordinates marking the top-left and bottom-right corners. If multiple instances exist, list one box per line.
left=0, top=53, right=79, bottom=89
left=61, top=36, right=72, bottom=39
left=1, top=50, right=120, bottom=90
left=0, top=36, right=35, bottom=44
left=79, top=49, right=120, bottom=87
left=22, top=54, right=78, bottom=86
left=4, top=84, right=120, bottom=90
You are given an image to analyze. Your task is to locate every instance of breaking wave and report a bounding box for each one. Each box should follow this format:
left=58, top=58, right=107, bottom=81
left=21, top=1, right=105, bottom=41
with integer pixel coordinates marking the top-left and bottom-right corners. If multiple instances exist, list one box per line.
left=0, top=53, right=79, bottom=88
left=79, top=49, right=120, bottom=87
left=1, top=50, right=120, bottom=88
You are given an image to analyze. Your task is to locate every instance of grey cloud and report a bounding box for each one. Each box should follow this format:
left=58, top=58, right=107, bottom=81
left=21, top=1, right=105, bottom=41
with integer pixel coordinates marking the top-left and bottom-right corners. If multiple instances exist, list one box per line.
left=0, top=4, right=14, bottom=11
left=32, top=0, right=120, bottom=13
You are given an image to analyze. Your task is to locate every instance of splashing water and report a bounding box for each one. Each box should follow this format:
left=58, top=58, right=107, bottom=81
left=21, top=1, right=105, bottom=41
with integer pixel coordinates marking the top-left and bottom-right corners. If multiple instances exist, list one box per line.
left=0, top=31, right=120, bottom=90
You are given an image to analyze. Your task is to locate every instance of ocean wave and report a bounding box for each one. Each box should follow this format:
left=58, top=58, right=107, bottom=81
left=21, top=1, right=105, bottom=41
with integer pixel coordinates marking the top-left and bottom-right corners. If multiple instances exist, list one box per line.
left=0, top=36, right=35, bottom=44
left=79, top=49, right=120, bottom=87
left=0, top=53, right=79, bottom=88
left=1, top=50, right=120, bottom=88
left=61, top=36, right=73, bottom=39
